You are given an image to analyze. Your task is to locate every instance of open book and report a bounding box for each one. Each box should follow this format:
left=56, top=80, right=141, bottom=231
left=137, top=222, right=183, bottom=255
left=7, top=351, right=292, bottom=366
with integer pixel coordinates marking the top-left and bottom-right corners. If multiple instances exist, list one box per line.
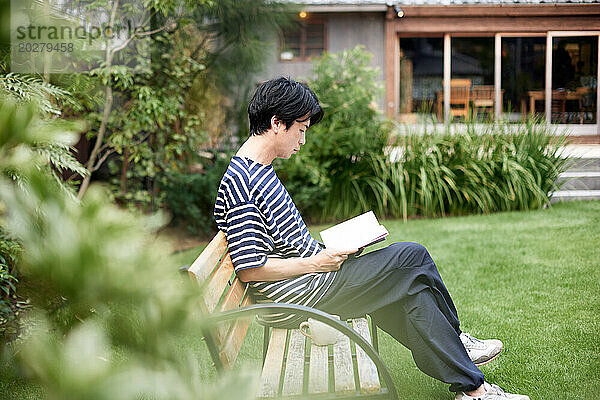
left=319, top=211, right=389, bottom=252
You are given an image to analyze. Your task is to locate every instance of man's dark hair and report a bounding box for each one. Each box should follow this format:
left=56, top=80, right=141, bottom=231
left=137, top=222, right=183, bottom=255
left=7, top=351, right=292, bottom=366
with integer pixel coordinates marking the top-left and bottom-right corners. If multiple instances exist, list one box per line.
left=248, top=77, right=323, bottom=136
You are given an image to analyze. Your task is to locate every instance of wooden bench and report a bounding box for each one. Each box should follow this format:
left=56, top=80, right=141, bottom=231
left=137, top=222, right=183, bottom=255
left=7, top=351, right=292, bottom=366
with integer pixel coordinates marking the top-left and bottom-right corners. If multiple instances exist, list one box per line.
left=188, top=230, right=398, bottom=399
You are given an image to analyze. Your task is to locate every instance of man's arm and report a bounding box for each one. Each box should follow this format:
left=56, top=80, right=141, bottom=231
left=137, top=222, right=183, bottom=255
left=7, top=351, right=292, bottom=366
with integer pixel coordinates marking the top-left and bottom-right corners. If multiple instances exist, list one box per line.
left=237, top=248, right=358, bottom=283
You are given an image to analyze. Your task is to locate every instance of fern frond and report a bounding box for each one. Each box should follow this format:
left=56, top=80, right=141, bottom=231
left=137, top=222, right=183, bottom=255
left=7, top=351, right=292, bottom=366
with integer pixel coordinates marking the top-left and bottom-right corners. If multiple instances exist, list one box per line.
left=33, top=141, right=88, bottom=178
left=0, top=73, right=70, bottom=116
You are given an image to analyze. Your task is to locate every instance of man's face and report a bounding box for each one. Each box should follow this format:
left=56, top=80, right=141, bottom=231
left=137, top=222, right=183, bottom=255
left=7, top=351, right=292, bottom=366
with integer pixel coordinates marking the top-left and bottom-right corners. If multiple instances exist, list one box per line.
left=277, top=118, right=309, bottom=159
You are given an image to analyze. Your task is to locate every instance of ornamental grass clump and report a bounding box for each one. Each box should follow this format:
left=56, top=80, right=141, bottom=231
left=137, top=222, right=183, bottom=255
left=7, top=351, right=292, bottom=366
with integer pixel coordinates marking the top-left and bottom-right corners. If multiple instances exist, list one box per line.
left=389, top=119, right=570, bottom=219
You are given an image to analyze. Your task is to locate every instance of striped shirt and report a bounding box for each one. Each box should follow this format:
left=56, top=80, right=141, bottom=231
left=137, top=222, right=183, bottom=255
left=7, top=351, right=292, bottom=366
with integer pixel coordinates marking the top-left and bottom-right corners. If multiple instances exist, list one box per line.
left=214, top=155, right=336, bottom=325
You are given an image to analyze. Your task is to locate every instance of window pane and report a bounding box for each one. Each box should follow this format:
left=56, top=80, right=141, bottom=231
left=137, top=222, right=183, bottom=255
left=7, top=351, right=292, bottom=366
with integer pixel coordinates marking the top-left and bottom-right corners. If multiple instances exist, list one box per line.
left=502, top=37, right=546, bottom=122
left=283, top=30, right=301, bottom=47
left=280, top=28, right=300, bottom=60
left=399, top=37, right=444, bottom=123
left=451, top=37, right=494, bottom=121
left=305, top=47, right=324, bottom=57
left=552, top=36, right=597, bottom=124
left=305, top=24, right=325, bottom=57
left=306, top=34, right=324, bottom=48
left=280, top=22, right=325, bottom=60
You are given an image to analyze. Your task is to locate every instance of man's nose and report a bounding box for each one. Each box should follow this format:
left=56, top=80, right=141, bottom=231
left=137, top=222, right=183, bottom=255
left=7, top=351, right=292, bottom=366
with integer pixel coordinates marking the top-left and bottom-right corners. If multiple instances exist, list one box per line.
left=299, top=131, right=305, bottom=145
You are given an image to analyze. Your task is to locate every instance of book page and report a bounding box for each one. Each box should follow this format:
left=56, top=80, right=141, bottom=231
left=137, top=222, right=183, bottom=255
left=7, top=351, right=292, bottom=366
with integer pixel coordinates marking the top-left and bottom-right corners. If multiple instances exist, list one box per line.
left=319, top=211, right=388, bottom=251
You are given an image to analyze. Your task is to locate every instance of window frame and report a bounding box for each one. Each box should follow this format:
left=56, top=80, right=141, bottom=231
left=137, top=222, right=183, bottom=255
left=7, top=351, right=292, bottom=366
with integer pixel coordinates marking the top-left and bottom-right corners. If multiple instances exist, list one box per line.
left=545, top=31, right=600, bottom=127
left=279, top=18, right=328, bottom=62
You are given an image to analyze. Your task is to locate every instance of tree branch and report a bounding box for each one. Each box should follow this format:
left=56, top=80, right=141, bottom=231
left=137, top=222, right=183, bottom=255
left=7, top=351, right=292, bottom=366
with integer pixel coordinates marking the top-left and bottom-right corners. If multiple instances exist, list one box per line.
left=109, top=10, right=165, bottom=54
left=92, top=149, right=115, bottom=172
left=136, top=24, right=169, bottom=37
left=77, top=0, right=120, bottom=199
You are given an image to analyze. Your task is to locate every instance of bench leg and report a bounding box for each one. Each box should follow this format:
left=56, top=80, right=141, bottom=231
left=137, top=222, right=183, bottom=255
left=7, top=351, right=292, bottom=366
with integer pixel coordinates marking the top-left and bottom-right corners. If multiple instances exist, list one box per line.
left=370, top=317, right=379, bottom=353
left=262, top=325, right=270, bottom=365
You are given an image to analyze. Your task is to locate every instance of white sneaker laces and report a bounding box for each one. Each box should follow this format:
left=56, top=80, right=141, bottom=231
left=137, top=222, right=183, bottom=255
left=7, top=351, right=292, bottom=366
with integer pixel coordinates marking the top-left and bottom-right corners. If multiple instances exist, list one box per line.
left=463, top=383, right=509, bottom=399
left=487, top=383, right=508, bottom=396
left=461, top=333, right=486, bottom=350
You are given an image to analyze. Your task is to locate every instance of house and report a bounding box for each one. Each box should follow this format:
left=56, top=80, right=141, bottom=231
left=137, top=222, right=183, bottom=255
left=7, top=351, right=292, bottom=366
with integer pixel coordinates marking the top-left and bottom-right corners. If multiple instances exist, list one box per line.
left=257, top=0, right=600, bottom=138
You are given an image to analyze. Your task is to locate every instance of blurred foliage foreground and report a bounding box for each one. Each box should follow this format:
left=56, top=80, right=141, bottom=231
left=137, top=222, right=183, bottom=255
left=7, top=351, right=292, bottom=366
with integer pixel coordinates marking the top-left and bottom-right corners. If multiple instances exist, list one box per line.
left=0, top=100, right=255, bottom=398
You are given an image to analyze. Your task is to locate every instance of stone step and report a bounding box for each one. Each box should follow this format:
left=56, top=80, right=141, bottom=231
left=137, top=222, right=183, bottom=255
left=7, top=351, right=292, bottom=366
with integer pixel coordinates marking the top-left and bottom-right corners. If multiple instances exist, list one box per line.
left=557, top=172, right=600, bottom=190
left=564, top=158, right=600, bottom=172
left=561, top=145, right=600, bottom=160
left=549, top=190, right=600, bottom=203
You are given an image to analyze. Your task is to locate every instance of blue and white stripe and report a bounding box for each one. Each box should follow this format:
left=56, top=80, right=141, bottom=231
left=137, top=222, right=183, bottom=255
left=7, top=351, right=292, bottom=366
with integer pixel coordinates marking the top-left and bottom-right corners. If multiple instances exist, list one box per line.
left=214, top=155, right=336, bottom=324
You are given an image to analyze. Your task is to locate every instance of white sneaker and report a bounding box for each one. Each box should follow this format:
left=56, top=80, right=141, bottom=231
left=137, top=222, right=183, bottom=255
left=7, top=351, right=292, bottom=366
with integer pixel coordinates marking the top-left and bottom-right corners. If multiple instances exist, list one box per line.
left=460, top=332, right=503, bottom=366
left=455, top=382, right=530, bottom=400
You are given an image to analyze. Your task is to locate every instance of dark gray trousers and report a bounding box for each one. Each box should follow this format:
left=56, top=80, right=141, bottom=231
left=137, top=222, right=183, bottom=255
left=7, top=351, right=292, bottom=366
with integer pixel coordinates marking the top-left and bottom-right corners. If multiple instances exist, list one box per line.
left=315, top=242, right=485, bottom=393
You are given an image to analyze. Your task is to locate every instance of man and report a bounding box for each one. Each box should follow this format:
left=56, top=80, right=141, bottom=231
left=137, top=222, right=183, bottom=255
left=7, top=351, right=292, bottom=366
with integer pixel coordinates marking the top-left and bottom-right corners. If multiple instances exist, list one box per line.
left=214, top=77, right=529, bottom=400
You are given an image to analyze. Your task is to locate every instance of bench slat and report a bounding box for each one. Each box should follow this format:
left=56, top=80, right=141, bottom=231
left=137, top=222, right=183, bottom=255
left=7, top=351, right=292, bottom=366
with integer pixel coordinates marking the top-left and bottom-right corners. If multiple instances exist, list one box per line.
left=353, top=318, right=381, bottom=394
left=218, top=295, right=252, bottom=369
left=219, top=277, right=247, bottom=312
left=308, top=341, right=329, bottom=394
left=281, top=329, right=306, bottom=396
left=333, top=325, right=355, bottom=394
left=214, top=278, right=250, bottom=345
left=188, top=230, right=228, bottom=284
left=258, top=329, right=287, bottom=398
left=203, top=254, right=235, bottom=313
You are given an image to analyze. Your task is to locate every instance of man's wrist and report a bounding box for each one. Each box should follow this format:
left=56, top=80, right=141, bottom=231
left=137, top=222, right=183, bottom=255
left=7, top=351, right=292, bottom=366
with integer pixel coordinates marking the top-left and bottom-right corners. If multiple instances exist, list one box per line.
left=302, top=256, right=317, bottom=273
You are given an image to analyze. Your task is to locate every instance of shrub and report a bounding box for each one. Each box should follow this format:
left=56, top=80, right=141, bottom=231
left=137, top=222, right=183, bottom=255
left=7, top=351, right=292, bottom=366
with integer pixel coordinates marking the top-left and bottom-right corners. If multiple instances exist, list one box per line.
left=0, top=231, right=21, bottom=341
left=274, top=154, right=329, bottom=224
left=277, top=46, right=393, bottom=222
left=159, top=152, right=232, bottom=235
left=0, top=234, right=31, bottom=346
left=0, top=232, right=20, bottom=298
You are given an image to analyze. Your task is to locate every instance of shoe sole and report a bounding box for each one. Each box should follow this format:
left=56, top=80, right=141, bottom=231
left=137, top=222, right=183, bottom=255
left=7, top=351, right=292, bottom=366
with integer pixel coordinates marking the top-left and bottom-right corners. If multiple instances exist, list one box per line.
left=473, top=344, right=503, bottom=367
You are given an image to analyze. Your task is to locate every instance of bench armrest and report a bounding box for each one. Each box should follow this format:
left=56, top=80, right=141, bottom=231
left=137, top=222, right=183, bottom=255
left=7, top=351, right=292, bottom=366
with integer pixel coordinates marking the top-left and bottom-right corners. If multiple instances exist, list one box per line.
left=205, top=303, right=399, bottom=400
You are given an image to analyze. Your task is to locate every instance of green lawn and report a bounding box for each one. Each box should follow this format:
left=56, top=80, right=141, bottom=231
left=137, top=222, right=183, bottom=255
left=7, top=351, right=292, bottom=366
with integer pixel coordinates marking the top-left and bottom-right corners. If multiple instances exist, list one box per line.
left=360, top=200, right=600, bottom=400
left=2, top=201, right=599, bottom=399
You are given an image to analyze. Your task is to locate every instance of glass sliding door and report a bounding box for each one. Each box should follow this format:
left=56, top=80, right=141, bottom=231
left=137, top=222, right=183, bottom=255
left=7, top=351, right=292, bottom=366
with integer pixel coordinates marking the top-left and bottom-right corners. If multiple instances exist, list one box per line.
left=399, top=37, right=444, bottom=123
left=501, top=37, right=546, bottom=122
left=398, top=32, right=599, bottom=130
left=551, top=36, right=598, bottom=124
left=450, top=37, right=494, bottom=122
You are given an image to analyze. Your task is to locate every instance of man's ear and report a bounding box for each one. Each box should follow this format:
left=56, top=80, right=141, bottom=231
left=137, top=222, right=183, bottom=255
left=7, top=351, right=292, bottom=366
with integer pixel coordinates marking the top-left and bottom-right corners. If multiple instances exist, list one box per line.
left=271, top=116, right=283, bottom=134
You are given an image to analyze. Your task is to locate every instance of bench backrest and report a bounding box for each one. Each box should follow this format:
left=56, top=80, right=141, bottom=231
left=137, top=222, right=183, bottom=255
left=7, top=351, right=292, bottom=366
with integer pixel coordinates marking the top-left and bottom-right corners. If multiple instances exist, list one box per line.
left=188, top=230, right=253, bottom=370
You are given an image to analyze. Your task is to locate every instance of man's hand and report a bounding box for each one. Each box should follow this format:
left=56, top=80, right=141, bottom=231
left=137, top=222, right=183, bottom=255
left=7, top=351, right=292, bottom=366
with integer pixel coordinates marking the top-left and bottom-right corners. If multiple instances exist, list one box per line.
left=307, top=248, right=359, bottom=272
